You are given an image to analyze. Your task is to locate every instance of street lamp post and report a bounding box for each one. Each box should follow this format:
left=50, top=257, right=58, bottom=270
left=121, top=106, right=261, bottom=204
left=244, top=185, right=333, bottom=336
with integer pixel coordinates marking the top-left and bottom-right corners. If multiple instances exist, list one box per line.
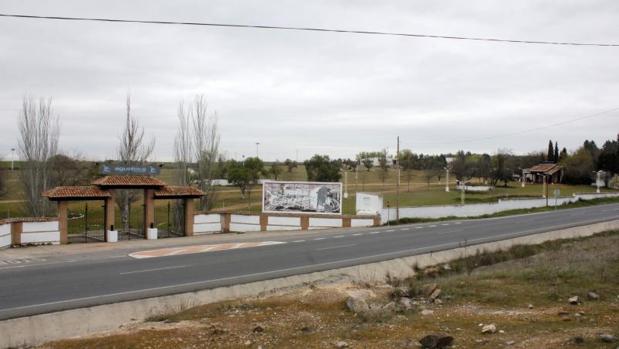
left=256, top=142, right=260, bottom=158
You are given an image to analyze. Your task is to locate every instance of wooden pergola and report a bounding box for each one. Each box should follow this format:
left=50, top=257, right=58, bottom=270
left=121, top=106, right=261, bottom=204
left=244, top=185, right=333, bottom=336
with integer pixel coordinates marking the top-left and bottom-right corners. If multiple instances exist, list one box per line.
left=43, top=175, right=204, bottom=244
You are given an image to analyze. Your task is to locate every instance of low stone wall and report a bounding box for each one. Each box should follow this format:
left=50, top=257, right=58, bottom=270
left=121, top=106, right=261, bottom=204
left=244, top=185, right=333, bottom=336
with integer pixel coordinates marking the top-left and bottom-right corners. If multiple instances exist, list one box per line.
left=0, top=218, right=60, bottom=247
left=2, top=219, right=617, bottom=348
left=382, top=192, right=619, bottom=223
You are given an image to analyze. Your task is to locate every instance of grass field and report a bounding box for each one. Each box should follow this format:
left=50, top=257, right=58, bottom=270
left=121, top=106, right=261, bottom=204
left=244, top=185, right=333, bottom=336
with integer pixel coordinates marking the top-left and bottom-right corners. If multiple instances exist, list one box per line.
left=0, top=165, right=616, bottom=234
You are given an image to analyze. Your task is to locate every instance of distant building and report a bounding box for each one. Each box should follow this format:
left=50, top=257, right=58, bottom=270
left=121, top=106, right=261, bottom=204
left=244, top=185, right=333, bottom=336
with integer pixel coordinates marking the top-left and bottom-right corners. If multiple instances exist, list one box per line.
left=527, top=163, right=563, bottom=184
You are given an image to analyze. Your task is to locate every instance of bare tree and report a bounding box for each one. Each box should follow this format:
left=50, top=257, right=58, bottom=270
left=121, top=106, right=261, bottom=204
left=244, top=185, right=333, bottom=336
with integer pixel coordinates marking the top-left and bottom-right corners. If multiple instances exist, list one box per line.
left=174, top=95, right=220, bottom=211
left=116, top=95, right=155, bottom=232
left=18, top=97, right=59, bottom=216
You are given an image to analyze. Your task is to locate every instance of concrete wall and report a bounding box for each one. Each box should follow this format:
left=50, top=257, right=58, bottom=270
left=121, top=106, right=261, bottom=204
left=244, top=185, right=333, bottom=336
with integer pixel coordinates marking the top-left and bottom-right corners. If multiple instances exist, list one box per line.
left=266, top=216, right=300, bottom=231
left=309, top=217, right=342, bottom=229
left=0, top=223, right=10, bottom=249
left=382, top=192, right=619, bottom=223
left=230, top=214, right=261, bottom=232
left=193, top=214, right=221, bottom=235
left=3, top=219, right=617, bottom=349
left=20, top=221, right=60, bottom=245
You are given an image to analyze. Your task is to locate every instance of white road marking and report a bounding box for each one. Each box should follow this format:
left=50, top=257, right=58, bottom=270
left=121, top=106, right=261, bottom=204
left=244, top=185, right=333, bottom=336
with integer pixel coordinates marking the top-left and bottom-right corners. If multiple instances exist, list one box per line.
left=314, top=237, right=326, bottom=241
left=120, top=265, right=191, bottom=275
left=385, top=229, right=395, bottom=232
left=441, top=223, right=450, bottom=226
left=369, top=231, right=381, bottom=235
left=399, top=228, right=408, bottom=231
left=455, top=222, right=462, bottom=225
left=429, top=225, right=437, bottom=228
left=292, top=240, right=306, bottom=243
left=315, top=244, right=357, bottom=251
left=415, top=226, right=424, bottom=229
left=333, top=235, right=345, bottom=238
left=352, top=233, right=362, bottom=236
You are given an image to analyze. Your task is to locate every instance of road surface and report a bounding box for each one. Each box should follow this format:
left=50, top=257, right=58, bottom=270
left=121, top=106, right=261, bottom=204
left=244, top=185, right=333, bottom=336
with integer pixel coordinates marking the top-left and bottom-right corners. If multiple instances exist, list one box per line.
left=0, top=203, right=617, bottom=320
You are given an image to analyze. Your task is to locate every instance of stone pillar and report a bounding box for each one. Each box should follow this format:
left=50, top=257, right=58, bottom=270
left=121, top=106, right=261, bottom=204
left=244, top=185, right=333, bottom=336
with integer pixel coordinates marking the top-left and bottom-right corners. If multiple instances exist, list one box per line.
left=58, top=201, right=69, bottom=244
left=104, top=192, right=115, bottom=243
left=373, top=215, right=381, bottom=227
left=300, top=216, right=309, bottom=231
left=220, top=213, right=231, bottom=233
left=143, top=189, right=155, bottom=238
left=10, top=221, right=23, bottom=246
left=342, top=217, right=351, bottom=228
left=184, top=198, right=194, bottom=236
left=260, top=214, right=268, bottom=232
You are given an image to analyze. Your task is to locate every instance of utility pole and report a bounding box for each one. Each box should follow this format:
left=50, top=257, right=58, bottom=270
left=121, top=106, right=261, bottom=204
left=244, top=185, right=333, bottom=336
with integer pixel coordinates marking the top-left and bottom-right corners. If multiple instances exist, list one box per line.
left=396, top=136, right=400, bottom=223
left=445, top=167, right=450, bottom=192
left=256, top=142, right=260, bottom=158
left=10, top=148, right=15, bottom=171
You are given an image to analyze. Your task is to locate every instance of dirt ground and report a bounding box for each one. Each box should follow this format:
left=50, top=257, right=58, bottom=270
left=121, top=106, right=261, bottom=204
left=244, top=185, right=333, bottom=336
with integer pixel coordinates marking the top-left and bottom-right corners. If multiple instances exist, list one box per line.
left=40, top=232, right=619, bottom=349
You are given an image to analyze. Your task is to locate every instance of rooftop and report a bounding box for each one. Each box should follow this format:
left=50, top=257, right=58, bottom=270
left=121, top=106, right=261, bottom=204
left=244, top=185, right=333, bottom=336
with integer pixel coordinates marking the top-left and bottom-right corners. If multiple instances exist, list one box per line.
left=529, top=163, right=562, bottom=175
left=42, top=186, right=112, bottom=200
left=154, top=186, right=205, bottom=198
left=92, top=175, right=166, bottom=187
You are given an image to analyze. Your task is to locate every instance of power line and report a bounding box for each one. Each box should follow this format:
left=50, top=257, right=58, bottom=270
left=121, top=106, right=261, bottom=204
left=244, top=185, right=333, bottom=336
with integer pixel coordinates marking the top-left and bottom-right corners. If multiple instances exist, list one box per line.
left=1, top=13, right=618, bottom=47
left=410, top=106, right=619, bottom=145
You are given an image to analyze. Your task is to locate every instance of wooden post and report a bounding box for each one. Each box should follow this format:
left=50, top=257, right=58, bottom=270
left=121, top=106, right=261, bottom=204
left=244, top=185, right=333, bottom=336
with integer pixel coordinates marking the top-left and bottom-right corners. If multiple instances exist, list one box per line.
left=104, top=192, right=115, bottom=242
left=342, top=217, right=352, bottom=228
left=300, top=216, right=310, bottom=231
left=220, top=213, right=231, bottom=233
left=10, top=221, right=23, bottom=246
left=143, top=189, right=155, bottom=238
left=184, top=198, right=194, bottom=236
left=58, top=201, right=69, bottom=244
left=259, top=214, right=268, bottom=232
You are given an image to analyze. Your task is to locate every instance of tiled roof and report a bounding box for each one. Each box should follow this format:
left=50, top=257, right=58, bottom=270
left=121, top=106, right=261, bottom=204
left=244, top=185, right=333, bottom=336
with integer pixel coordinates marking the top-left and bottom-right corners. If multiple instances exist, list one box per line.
left=529, top=163, right=562, bottom=175
left=154, top=186, right=204, bottom=198
left=42, top=186, right=111, bottom=199
left=92, top=175, right=166, bottom=187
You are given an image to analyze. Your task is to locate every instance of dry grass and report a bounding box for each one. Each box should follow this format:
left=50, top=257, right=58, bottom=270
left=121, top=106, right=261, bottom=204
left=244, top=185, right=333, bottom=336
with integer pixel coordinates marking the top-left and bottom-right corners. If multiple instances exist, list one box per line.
left=41, top=232, right=619, bottom=349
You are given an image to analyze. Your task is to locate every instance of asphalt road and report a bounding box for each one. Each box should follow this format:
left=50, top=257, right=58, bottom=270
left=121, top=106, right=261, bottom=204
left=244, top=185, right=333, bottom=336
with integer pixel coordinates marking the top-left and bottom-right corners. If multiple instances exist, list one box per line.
left=0, top=203, right=618, bottom=320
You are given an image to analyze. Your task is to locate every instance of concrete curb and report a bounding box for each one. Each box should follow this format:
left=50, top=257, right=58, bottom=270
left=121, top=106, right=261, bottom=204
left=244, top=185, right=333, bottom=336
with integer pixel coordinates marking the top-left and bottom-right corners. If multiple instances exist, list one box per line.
left=2, top=219, right=618, bottom=348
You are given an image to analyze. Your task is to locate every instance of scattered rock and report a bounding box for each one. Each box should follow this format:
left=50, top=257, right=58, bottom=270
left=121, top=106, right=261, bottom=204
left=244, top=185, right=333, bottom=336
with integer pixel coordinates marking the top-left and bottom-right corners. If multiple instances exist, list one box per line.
left=300, top=326, right=313, bottom=333
left=506, top=340, right=516, bottom=346
left=587, top=291, right=600, bottom=300
left=421, top=309, right=434, bottom=316
left=571, top=336, right=584, bottom=344
left=481, top=324, right=497, bottom=334
left=558, top=310, right=570, bottom=316
left=424, top=266, right=441, bottom=278
left=419, top=334, right=454, bottom=349
left=398, top=297, right=414, bottom=311
left=346, top=296, right=370, bottom=314
left=392, top=286, right=410, bottom=298
left=335, top=340, right=349, bottom=348
left=568, top=296, right=580, bottom=305
left=423, top=283, right=439, bottom=297
left=429, top=288, right=442, bottom=301
left=442, top=264, right=452, bottom=271
left=253, top=325, right=265, bottom=333
left=600, top=334, right=617, bottom=343
left=499, top=330, right=505, bottom=334
left=244, top=340, right=252, bottom=346
left=528, top=304, right=534, bottom=309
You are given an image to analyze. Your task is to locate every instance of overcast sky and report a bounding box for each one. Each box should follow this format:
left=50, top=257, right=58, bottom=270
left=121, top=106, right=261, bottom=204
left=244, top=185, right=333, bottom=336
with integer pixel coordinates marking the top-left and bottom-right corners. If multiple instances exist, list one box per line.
left=1, top=0, right=618, bottom=162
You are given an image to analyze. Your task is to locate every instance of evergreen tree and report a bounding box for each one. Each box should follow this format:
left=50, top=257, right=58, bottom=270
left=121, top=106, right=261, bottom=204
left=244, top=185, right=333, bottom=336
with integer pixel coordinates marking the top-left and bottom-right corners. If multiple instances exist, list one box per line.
left=554, top=142, right=559, bottom=163
left=547, top=140, right=554, bottom=162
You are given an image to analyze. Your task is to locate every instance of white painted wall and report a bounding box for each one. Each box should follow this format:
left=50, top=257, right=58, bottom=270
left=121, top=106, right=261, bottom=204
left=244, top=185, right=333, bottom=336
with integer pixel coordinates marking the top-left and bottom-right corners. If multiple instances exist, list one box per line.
left=382, top=192, right=619, bottom=223
left=230, top=214, right=261, bottom=232
left=267, top=216, right=300, bottom=231
left=0, top=223, right=10, bottom=248
left=193, top=214, right=221, bottom=235
left=351, top=218, right=375, bottom=227
left=21, top=221, right=60, bottom=245
left=309, top=217, right=341, bottom=228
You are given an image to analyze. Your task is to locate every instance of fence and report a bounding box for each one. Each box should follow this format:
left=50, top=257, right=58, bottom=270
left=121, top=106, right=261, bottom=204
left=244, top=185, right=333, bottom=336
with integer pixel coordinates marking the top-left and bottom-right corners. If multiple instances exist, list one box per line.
left=193, top=212, right=380, bottom=234
left=381, top=192, right=619, bottom=223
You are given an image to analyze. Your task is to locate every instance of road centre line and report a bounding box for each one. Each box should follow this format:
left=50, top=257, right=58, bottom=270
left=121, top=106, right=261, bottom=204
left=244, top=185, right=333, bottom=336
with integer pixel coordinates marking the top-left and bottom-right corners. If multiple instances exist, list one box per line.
left=333, top=235, right=345, bottom=238
left=385, top=229, right=395, bottom=232
left=292, top=240, right=306, bottom=243
left=119, top=265, right=191, bottom=275
left=352, top=233, right=362, bottom=236
left=315, top=244, right=357, bottom=251
left=369, top=231, right=381, bottom=235
left=314, top=237, right=326, bottom=241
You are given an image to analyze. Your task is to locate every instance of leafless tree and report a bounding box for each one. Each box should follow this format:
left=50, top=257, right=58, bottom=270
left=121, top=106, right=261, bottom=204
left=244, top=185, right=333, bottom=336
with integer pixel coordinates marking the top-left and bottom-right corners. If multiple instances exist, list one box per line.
left=174, top=95, right=220, bottom=211
left=18, top=97, right=59, bottom=216
left=116, top=95, right=155, bottom=232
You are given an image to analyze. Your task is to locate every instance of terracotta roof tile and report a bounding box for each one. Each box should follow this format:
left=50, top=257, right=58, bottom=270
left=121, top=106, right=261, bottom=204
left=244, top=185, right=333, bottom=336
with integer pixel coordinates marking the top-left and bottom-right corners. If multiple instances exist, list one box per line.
left=529, top=163, right=562, bottom=174
left=154, top=186, right=204, bottom=198
left=92, top=175, right=166, bottom=187
left=42, top=186, right=111, bottom=199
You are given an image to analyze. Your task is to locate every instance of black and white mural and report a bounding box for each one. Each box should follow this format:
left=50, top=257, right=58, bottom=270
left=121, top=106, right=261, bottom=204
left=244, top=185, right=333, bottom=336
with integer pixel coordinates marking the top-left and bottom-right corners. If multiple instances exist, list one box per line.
left=262, top=181, right=342, bottom=214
